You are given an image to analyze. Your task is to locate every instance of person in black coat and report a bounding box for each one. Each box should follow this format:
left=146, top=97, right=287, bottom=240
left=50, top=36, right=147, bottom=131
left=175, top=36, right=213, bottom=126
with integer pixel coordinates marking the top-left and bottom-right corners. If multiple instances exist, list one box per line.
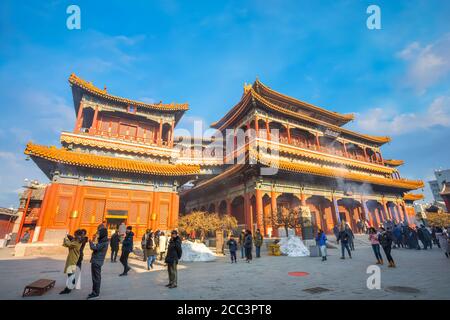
left=378, top=227, right=396, bottom=267
left=337, top=225, right=352, bottom=259
left=165, top=230, right=182, bottom=288
left=419, top=225, right=432, bottom=250
left=119, top=226, right=134, bottom=276
left=244, top=230, right=253, bottom=263
left=88, top=227, right=109, bottom=299
left=226, top=235, right=238, bottom=263
left=110, top=230, right=120, bottom=262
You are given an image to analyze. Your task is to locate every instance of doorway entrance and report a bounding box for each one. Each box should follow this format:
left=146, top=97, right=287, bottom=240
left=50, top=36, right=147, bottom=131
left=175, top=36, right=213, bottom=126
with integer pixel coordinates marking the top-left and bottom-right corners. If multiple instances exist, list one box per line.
left=106, top=218, right=126, bottom=237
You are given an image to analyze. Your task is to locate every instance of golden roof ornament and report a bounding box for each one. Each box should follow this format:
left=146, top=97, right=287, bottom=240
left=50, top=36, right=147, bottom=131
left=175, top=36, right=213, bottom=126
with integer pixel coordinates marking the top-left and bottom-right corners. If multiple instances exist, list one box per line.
left=243, top=82, right=252, bottom=94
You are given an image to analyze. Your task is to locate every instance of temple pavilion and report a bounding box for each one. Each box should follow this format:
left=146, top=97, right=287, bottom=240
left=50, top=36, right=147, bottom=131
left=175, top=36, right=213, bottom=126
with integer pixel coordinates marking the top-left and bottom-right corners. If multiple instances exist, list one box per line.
left=24, top=74, right=200, bottom=241
left=180, top=80, right=424, bottom=237
left=24, top=75, right=424, bottom=241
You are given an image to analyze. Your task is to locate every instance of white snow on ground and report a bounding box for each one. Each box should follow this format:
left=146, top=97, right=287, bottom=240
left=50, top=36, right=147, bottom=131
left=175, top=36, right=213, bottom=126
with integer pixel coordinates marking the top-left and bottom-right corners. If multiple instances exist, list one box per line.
left=279, top=236, right=310, bottom=257
left=180, top=241, right=216, bottom=262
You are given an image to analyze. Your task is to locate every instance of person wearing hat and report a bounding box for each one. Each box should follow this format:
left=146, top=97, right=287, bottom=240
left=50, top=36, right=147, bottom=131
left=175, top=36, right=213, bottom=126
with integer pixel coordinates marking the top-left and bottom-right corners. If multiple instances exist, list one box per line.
left=165, top=230, right=182, bottom=288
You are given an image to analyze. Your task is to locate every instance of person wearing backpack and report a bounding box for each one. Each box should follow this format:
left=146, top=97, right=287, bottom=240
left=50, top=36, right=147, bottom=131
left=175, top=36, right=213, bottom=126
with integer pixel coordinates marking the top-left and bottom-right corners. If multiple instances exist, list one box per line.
left=379, top=226, right=396, bottom=268
left=144, top=229, right=157, bottom=270
left=336, top=223, right=352, bottom=259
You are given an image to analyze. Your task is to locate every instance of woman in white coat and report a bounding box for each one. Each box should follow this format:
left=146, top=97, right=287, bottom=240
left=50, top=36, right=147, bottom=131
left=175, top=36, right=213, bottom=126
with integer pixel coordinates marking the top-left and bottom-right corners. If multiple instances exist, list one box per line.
left=158, top=232, right=168, bottom=261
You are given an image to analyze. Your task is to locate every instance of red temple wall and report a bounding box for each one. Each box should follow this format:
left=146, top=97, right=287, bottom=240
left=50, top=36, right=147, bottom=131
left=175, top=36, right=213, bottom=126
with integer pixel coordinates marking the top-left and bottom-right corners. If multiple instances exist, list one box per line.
left=37, top=183, right=179, bottom=241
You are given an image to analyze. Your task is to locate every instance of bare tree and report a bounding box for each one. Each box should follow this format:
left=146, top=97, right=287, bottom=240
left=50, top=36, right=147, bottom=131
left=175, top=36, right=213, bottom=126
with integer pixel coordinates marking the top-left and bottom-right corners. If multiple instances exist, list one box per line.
left=178, top=211, right=238, bottom=241
left=270, top=206, right=302, bottom=237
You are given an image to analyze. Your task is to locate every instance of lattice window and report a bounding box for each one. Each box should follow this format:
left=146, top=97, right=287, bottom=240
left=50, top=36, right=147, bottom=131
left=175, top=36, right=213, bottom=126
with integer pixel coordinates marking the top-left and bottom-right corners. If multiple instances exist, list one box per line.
left=159, top=203, right=169, bottom=228
left=95, top=200, right=105, bottom=223
left=139, top=203, right=149, bottom=224
left=128, top=202, right=138, bottom=224
left=55, top=197, right=71, bottom=223
left=81, top=199, right=95, bottom=223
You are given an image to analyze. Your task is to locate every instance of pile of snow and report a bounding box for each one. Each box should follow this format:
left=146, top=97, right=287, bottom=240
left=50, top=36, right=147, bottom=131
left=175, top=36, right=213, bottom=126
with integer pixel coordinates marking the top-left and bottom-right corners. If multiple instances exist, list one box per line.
left=278, top=236, right=310, bottom=257
left=180, top=241, right=216, bottom=262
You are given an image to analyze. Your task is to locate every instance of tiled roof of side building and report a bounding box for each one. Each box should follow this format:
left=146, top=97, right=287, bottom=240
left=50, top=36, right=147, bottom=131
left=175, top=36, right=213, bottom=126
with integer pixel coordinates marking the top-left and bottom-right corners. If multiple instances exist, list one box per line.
left=69, top=73, right=189, bottom=112
left=25, top=142, right=200, bottom=176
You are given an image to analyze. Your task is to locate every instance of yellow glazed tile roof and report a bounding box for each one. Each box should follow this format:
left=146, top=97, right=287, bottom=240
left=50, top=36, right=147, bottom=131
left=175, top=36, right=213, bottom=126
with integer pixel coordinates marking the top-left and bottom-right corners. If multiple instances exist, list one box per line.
left=211, top=87, right=390, bottom=145
left=384, top=159, right=405, bottom=167
left=25, top=142, right=200, bottom=176
left=60, top=133, right=174, bottom=158
left=251, top=90, right=391, bottom=144
left=255, top=79, right=355, bottom=124
left=251, top=151, right=424, bottom=191
left=268, top=141, right=396, bottom=175
left=69, top=73, right=189, bottom=112
left=403, top=193, right=424, bottom=201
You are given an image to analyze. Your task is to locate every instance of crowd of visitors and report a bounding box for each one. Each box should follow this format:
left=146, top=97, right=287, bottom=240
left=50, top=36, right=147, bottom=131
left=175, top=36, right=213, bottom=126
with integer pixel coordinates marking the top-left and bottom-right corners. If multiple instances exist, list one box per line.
left=57, top=217, right=449, bottom=300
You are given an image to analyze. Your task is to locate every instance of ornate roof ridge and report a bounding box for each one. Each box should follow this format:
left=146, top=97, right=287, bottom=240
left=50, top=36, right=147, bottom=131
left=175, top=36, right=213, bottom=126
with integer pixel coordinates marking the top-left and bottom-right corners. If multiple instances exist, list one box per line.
left=403, top=193, right=424, bottom=201
left=384, top=159, right=405, bottom=167
left=69, top=73, right=189, bottom=112
left=252, top=150, right=423, bottom=190
left=25, top=142, right=200, bottom=176
left=254, top=79, right=355, bottom=124
left=251, top=89, right=391, bottom=145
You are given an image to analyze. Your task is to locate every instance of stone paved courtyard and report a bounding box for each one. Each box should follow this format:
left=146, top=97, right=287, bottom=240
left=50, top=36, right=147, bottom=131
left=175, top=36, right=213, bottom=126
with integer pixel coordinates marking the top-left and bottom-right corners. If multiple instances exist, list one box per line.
left=0, top=242, right=449, bottom=300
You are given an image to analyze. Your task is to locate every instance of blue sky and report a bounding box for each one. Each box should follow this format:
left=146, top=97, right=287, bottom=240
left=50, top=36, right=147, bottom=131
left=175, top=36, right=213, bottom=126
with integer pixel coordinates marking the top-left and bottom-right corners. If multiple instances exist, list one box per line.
left=0, top=0, right=449, bottom=207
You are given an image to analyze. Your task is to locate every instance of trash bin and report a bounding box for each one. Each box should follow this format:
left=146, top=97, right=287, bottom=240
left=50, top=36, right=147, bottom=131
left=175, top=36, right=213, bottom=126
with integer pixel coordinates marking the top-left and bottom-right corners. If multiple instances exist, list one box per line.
left=309, top=245, right=321, bottom=257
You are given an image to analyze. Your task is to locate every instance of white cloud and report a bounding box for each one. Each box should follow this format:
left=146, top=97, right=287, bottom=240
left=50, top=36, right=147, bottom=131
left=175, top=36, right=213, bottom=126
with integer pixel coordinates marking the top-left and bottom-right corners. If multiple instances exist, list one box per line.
left=353, top=96, right=450, bottom=135
left=397, top=34, right=450, bottom=94
left=0, top=150, right=47, bottom=206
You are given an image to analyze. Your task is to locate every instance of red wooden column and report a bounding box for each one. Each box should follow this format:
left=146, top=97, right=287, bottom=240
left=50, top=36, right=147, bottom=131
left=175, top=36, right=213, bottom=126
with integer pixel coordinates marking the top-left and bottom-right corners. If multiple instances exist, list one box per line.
left=255, top=189, right=264, bottom=234
left=243, top=193, right=251, bottom=230
left=395, top=202, right=403, bottom=222
left=315, top=133, right=321, bottom=150
left=158, top=119, right=163, bottom=146
left=169, top=120, right=175, bottom=147
left=286, top=124, right=291, bottom=144
left=74, top=102, right=84, bottom=133
left=361, top=197, right=373, bottom=227
left=255, top=115, right=259, bottom=137
left=332, top=196, right=341, bottom=226
left=270, top=191, right=278, bottom=237
left=89, top=106, right=99, bottom=134
left=343, top=142, right=348, bottom=157
left=382, top=200, right=390, bottom=221
left=265, top=119, right=270, bottom=141
left=226, top=199, right=232, bottom=216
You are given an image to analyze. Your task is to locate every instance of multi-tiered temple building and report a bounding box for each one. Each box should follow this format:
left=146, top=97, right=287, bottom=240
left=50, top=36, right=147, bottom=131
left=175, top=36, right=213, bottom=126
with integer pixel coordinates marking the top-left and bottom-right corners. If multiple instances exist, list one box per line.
left=180, top=80, right=424, bottom=237
left=24, top=75, right=423, bottom=242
